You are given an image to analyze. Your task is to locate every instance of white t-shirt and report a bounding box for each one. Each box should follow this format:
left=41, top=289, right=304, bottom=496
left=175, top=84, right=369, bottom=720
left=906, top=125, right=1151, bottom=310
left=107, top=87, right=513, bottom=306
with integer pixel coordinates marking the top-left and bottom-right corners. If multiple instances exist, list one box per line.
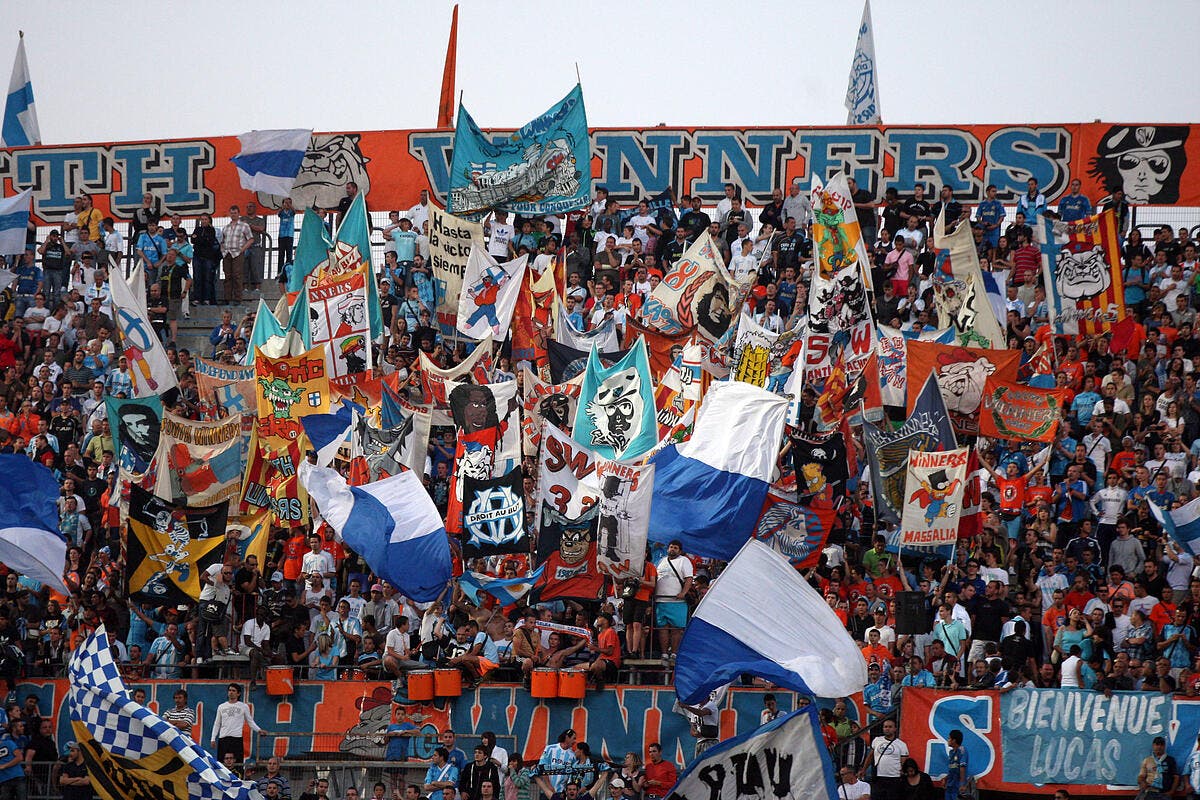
left=240, top=619, right=271, bottom=653
left=730, top=254, right=758, bottom=282
left=302, top=550, right=335, bottom=578
left=628, top=214, right=657, bottom=245
left=385, top=627, right=410, bottom=658
left=488, top=223, right=514, bottom=257
left=655, top=555, right=694, bottom=598
left=1060, top=654, right=1082, bottom=687
left=869, top=736, right=908, bottom=778
left=838, top=780, right=871, bottom=800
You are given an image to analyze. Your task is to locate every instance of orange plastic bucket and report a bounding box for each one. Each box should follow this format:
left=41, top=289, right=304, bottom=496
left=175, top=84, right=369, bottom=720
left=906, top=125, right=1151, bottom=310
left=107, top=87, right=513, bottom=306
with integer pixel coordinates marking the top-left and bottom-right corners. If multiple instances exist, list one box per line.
left=408, top=670, right=435, bottom=701
left=434, top=668, right=462, bottom=697
left=530, top=668, right=558, bottom=698
left=557, top=669, right=586, bottom=699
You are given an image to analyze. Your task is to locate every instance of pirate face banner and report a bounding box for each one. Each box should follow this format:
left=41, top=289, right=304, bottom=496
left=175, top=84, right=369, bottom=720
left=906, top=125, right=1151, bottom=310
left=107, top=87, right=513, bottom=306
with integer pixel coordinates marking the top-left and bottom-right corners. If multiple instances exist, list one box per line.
left=546, top=339, right=629, bottom=383
left=1088, top=124, right=1190, bottom=204
left=876, top=324, right=955, bottom=407
left=752, top=489, right=836, bottom=569
left=574, top=337, right=658, bottom=461
left=462, top=467, right=528, bottom=558
left=977, top=377, right=1067, bottom=443
left=808, top=173, right=873, bottom=335
left=104, top=395, right=162, bottom=478
left=587, top=457, right=654, bottom=583
left=352, top=401, right=432, bottom=482
left=653, top=344, right=703, bottom=439
left=906, top=340, right=1020, bottom=436
left=125, top=484, right=229, bottom=606
left=153, top=411, right=245, bottom=507
left=446, top=379, right=521, bottom=534
left=520, top=365, right=582, bottom=457
left=791, top=434, right=849, bottom=496
left=900, top=447, right=969, bottom=547
left=536, top=421, right=603, bottom=602
left=308, top=267, right=373, bottom=383
left=932, top=208, right=1007, bottom=349
left=1037, top=208, right=1126, bottom=336
left=456, top=246, right=528, bottom=340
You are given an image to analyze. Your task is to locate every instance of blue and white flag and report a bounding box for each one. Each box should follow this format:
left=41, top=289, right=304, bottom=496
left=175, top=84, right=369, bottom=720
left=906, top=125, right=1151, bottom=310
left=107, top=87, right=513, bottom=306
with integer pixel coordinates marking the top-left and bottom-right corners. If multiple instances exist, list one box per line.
left=69, top=626, right=258, bottom=800
left=676, top=538, right=868, bottom=704
left=299, top=463, right=452, bottom=601
left=844, top=0, right=881, bottom=125
left=668, top=706, right=838, bottom=800
left=1151, top=497, right=1200, bottom=556
left=459, top=565, right=545, bottom=607
left=231, top=129, right=312, bottom=196
left=574, top=337, right=658, bottom=462
left=448, top=84, right=591, bottom=218
left=0, top=188, right=31, bottom=257
left=648, top=381, right=788, bottom=561
left=300, top=401, right=356, bottom=468
left=1, top=36, right=39, bottom=147
left=0, top=455, right=68, bottom=594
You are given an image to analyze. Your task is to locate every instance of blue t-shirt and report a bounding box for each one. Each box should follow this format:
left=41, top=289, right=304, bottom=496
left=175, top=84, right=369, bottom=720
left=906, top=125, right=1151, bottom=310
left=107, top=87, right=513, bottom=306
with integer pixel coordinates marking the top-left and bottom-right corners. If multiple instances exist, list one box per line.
left=137, top=232, right=167, bottom=264
left=278, top=209, right=296, bottom=239
left=424, top=761, right=459, bottom=788
left=975, top=200, right=1006, bottom=241
left=1058, top=479, right=1089, bottom=522
left=385, top=722, right=415, bottom=761
left=0, top=736, right=22, bottom=783
left=1073, top=391, right=1101, bottom=425
left=1058, top=194, right=1093, bottom=222
left=392, top=229, right=418, bottom=262
left=14, top=264, right=41, bottom=296
left=538, top=743, right=580, bottom=792
left=946, top=745, right=968, bottom=789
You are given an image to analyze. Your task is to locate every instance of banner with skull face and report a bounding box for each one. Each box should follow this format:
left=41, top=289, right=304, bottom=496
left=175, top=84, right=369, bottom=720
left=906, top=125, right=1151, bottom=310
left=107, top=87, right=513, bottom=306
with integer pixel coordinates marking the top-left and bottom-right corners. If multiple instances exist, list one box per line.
left=1036, top=208, right=1126, bottom=336
left=906, top=340, right=1020, bottom=436
left=791, top=434, right=849, bottom=496
left=900, top=447, right=969, bottom=547
left=519, top=365, right=582, bottom=456
left=462, top=467, right=528, bottom=558
left=536, top=421, right=604, bottom=602
left=125, top=484, right=229, bottom=607
left=574, top=336, right=658, bottom=461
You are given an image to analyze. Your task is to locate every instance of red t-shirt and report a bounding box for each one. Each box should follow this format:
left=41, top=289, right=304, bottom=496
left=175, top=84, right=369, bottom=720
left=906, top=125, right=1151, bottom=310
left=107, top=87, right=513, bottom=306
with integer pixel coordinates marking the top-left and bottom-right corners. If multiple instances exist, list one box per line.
left=598, top=626, right=621, bottom=668
left=996, top=476, right=1027, bottom=514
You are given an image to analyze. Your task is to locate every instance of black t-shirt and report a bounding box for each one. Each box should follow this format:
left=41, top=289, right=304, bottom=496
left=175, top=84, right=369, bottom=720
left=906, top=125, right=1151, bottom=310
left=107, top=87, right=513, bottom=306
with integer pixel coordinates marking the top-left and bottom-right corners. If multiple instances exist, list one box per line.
left=882, top=200, right=905, bottom=234
left=379, top=294, right=395, bottom=327
left=851, top=189, right=876, bottom=230
left=61, top=760, right=94, bottom=800
left=678, top=210, right=710, bottom=236
left=723, top=209, right=750, bottom=244
left=972, top=598, right=1009, bottom=641
left=902, top=198, right=932, bottom=224
left=42, top=242, right=69, bottom=271
left=80, top=478, right=106, bottom=514
left=285, top=633, right=311, bottom=666
left=773, top=233, right=805, bottom=271
left=413, top=325, right=439, bottom=351
left=662, top=238, right=688, bottom=267
left=759, top=201, right=784, bottom=231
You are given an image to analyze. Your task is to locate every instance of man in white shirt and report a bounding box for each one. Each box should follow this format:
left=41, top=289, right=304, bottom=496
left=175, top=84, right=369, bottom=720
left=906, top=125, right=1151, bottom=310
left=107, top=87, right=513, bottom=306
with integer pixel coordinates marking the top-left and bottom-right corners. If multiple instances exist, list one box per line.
left=627, top=201, right=659, bottom=247
left=654, top=540, right=694, bottom=664
left=860, top=719, right=907, bottom=792
left=408, top=189, right=431, bottom=233
left=240, top=606, right=272, bottom=689
left=714, top=184, right=737, bottom=229
left=1081, top=419, right=1112, bottom=475
left=383, top=615, right=422, bottom=676
left=486, top=212, right=514, bottom=259
left=782, top=181, right=812, bottom=229
left=301, top=534, right=336, bottom=583
left=838, top=766, right=871, bottom=800
left=589, top=188, right=609, bottom=220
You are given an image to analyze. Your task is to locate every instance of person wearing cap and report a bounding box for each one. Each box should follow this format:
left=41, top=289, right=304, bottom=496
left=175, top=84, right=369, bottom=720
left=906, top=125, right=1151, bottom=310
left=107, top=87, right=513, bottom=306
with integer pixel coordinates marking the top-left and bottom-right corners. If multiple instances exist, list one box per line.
left=58, top=741, right=91, bottom=800
left=365, top=583, right=397, bottom=633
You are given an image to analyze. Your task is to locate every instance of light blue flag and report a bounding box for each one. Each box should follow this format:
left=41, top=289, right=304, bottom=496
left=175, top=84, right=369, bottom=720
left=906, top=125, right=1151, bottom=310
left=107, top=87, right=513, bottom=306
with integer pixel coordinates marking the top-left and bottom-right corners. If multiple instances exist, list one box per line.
left=459, top=566, right=545, bottom=606
left=1, top=36, right=39, bottom=147
left=288, top=208, right=332, bottom=294
left=244, top=298, right=285, bottom=365
left=573, top=337, right=658, bottom=462
left=1151, top=497, right=1200, bottom=556
left=844, top=0, right=881, bottom=125
left=336, top=193, right=384, bottom=342
left=0, top=188, right=31, bottom=256
left=448, top=84, right=591, bottom=218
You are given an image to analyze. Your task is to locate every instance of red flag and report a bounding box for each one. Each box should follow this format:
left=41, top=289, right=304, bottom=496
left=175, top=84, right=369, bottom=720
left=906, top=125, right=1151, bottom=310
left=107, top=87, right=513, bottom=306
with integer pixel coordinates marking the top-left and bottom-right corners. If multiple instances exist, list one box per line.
left=437, top=5, right=459, bottom=128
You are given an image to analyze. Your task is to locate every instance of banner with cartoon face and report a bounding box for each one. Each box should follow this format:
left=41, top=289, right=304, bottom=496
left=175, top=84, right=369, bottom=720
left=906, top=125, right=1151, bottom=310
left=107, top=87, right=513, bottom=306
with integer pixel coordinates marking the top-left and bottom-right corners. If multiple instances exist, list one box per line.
left=585, top=458, right=654, bottom=583
left=790, top=434, right=849, bottom=496
left=731, top=310, right=779, bottom=389
left=352, top=402, right=431, bottom=482
left=751, top=489, right=836, bottom=569
left=519, top=366, right=582, bottom=456
left=641, top=231, right=736, bottom=340
left=445, top=379, right=520, bottom=534
left=932, top=208, right=1008, bottom=349
left=462, top=467, right=528, bottom=559
left=1036, top=209, right=1126, bottom=336
left=808, top=173, right=874, bottom=335
left=536, top=421, right=604, bottom=602
left=876, top=325, right=955, bottom=407
left=308, top=267, right=372, bottom=382
left=456, top=246, right=528, bottom=340
left=126, top=484, right=228, bottom=606
left=900, top=447, right=969, bottom=547
left=153, top=411, right=245, bottom=507
left=906, top=340, right=1020, bottom=436
left=574, top=337, right=658, bottom=461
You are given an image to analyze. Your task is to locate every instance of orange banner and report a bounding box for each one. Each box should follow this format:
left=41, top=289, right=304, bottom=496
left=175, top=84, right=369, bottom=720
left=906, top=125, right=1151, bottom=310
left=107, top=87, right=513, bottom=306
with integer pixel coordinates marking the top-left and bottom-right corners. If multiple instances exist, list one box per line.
left=977, top=377, right=1067, bottom=442
left=906, top=341, right=1020, bottom=436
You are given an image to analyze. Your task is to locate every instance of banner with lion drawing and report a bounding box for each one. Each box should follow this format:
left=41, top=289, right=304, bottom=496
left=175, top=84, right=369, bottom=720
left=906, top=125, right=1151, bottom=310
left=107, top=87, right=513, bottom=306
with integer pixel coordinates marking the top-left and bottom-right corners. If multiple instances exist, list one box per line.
left=1037, top=208, right=1126, bottom=336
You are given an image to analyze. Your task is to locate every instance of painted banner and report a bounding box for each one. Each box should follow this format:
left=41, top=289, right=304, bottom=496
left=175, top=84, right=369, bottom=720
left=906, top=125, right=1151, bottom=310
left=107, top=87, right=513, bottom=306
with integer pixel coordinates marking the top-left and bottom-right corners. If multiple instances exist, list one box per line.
left=193, top=357, right=255, bottom=420
left=456, top=247, right=528, bottom=339
left=418, top=335, right=493, bottom=422
left=932, top=209, right=1007, bottom=349
left=791, top=434, right=849, bottom=495
left=428, top=205, right=485, bottom=334
left=802, top=321, right=875, bottom=383
left=462, top=467, right=527, bottom=559
left=352, top=402, right=432, bottom=482
left=652, top=344, right=703, bottom=439
left=1038, top=208, right=1126, bottom=336
left=587, top=458, right=654, bottom=583
left=511, top=262, right=558, bottom=364
left=104, top=395, right=161, bottom=479
left=153, top=411, right=244, bottom=506
left=519, top=366, right=582, bottom=457
left=226, top=508, right=270, bottom=569
left=448, top=84, right=591, bottom=217
left=574, top=337, right=658, bottom=461
left=546, top=340, right=629, bottom=384
left=125, top=485, right=229, bottom=606
left=730, top=310, right=779, bottom=388
left=906, top=340, right=1020, bottom=436
left=876, top=325, right=955, bottom=407
left=810, top=173, right=874, bottom=324
left=307, top=268, right=372, bottom=383
left=536, top=421, right=603, bottom=602
left=622, top=317, right=694, bottom=381
left=108, top=267, right=179, bottom=398
left=978, top=377, right=1067, bottom=442
left=900, top=447, right=969, bottom=546
left=446, top=380, right=521, bottom=534
left=641, top=231, right=735, bottom=341
left=752, top=489, right=836, bottom=569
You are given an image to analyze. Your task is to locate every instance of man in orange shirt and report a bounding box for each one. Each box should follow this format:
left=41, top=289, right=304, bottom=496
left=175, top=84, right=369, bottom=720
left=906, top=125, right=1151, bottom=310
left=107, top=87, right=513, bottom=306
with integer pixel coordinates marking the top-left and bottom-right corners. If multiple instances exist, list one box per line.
left=586, top=612, right=621, bottom=691
left=860, top=628, right=893, bottom=670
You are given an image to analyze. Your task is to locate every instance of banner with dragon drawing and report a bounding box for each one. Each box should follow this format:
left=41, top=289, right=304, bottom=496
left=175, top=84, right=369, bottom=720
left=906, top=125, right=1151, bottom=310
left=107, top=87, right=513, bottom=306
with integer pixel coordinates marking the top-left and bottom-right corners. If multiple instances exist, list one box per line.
left=808, top=173, right=875, bottom=339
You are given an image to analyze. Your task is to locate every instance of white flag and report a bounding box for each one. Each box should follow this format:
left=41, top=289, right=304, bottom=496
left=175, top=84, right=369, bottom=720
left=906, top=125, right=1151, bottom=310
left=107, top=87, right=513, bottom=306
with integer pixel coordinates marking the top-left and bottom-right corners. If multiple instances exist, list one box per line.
left=108, top=268, right=180, bottom=398
left=0, top=189, right=31, bottom=257
left=844, top=0, right=881, bottom=125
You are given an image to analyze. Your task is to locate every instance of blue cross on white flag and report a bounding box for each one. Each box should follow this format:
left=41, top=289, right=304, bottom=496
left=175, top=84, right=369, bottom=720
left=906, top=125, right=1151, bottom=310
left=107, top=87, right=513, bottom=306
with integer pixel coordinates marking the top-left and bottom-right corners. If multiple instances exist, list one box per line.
left=1, top=35, right=40, bottom=147
left=845, top=0, right=881, bottom=125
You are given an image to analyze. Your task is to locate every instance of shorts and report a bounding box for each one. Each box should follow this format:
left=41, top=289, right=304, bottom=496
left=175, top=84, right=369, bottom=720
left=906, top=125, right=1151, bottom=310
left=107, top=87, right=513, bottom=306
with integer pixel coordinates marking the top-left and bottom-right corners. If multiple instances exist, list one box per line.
left=168, top=298, right=183, bottom=318
left=598, top=659, right=618, bottom=681
left=621, top=598, right=648, bottom=627
left=655, top=600, right=688, bottom=629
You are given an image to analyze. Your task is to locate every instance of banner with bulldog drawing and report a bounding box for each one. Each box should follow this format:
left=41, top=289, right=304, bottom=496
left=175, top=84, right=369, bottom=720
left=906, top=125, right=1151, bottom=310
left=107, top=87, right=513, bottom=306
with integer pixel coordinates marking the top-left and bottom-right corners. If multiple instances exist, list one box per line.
left=536, top=421, right=604, bottom=602
left=977, top=377, right=1068, bottom=443
left=906, top=340, right=1020, bottom=436
left=153, top=411, right=245, bottom=507
left=587, top=458, right=654, bottom=584
left=1037, top=208, right=1126, bottom=336
left=462, top=467, right=528, bottom=559
left=900, top=447, right=969, bottom=546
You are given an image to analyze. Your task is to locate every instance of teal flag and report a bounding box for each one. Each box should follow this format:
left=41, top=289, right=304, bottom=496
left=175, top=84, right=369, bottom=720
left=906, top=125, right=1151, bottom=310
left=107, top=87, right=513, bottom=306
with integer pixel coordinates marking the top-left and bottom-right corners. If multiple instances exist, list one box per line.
left=572, top=336, right=658, bottom=461
left=245, top=298, right=285, bottom=365
left=335, top=193, right=384, bottom=342
left=288, top=208, right=332, bottom=293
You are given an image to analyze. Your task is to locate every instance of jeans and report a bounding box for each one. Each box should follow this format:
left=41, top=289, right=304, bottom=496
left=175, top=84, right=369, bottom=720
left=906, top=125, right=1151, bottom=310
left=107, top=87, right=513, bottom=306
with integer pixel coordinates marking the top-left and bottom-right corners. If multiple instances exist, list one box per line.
left=193, top=255, right=219, bottom=304
left=43, top=268, right=67, bottom=305
left=245, top=246, right=265, bottom=287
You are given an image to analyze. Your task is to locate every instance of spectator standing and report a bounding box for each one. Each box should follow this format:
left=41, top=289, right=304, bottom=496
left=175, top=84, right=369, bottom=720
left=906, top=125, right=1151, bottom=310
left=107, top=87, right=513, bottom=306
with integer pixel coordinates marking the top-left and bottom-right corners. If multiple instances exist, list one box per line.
left=210, top=684, right=264, bottom=764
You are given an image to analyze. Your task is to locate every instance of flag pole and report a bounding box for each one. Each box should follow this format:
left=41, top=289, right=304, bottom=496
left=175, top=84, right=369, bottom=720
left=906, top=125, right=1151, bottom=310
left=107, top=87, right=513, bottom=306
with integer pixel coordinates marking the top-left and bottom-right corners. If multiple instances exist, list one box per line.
left=575, top=62, right=582, bottom=86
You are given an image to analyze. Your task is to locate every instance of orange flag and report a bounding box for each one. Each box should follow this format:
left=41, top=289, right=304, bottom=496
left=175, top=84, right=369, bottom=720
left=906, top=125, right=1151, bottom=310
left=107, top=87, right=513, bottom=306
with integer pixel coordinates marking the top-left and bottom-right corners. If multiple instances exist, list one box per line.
left=437, top=5, right=459, bottom=128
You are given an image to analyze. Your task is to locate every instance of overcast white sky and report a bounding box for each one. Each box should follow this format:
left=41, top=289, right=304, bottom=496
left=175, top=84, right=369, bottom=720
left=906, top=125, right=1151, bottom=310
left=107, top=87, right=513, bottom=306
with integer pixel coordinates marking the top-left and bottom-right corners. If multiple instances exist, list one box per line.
left=7, top=0, right=1199, bottom=144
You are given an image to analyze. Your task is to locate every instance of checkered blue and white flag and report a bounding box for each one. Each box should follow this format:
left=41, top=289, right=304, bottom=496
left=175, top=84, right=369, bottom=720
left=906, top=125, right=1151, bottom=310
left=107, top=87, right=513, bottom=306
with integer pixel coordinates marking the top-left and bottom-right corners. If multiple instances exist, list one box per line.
left=68, top=626, right=262, bottom=800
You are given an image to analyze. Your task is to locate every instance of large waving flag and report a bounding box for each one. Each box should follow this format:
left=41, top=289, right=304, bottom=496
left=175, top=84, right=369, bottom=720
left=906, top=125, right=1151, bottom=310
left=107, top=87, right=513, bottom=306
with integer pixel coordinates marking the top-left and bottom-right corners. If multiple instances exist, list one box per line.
left=648, top=380, right=788, bottom=560
left=288, top=208, right=333, bottom=293
left=0, top=189, right=32, bottom=256
left=932, top=208, right=1006, bottom=349
left=676, top=538, right=868, bottom=703
left=1151, top=497, right=1200, bottom=556
left=231, top=129, right=312, bottom=196
left=459, top=566, right=544, bottom=607
left=300, top=400, right=356, bottom=468
left=0, top=455, right=68, bottom=593
left=448, top=84, right=591, bottom=217
left=1, top=34, right=39, bottom=147
left=670, top=707, right=837, bottom=800
left=299, top=463, right=451, bottom=601
left=69, top=626, right=258, bottom=800
left=109, top=266, right=180, bottom=397
left=844, top=0, right=880, bottom=125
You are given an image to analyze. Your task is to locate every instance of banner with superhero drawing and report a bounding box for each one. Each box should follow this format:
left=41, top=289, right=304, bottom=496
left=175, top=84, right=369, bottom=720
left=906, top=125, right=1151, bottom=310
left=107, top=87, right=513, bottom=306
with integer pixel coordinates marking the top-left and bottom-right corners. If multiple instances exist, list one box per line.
left=153, top=411, right=245, bottom=507
left=641, top=231, right=736, bottom=342
left=456, top=246, right=528, bottom=340
left=752, top=489, right=837, bottom=569
left=446, top=379, right=521, bottom=534
left=977, top=378, right=1067, bottom=443
left=653, top=344, right=703, bottom=439
left=1037, top=208, right=1126, bottom=336
left=790, top=434, right=849, bottom=497
left=808, top=173, right=873, bottom=334
left=900, top=447, right=969, bottom=546
left=546, top=340, right=629, bottom=383
left=125, top=484, right=229, bottom=607
left=731, top=310, right=779, bottom=389
left=350, top=402, right=432, bottom=483
left=511, top=264, right=558, bottom=364
left=586, top=458, right=654, bottom=583
left=574, top=337, right=658, bottom=461
left=536, top=421, right=604, bottom=602
left=932, top=208, right=1007, bottom=349
left=307, top=268, right=372, bottom=384
left=462, top=467, right=528, bottom=558
left=906, top=340, right=1020, bottom=436
left=876, top=324, right=955, bottom=407
left=520, top=366, right=582, bottom=456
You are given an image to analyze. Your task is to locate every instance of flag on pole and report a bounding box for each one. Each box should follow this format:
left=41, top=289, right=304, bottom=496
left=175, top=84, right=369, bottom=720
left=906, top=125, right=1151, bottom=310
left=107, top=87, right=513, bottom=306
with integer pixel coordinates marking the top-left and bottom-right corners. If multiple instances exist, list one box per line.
left=109, top=267, right=180, bottom=397
left=0, top=188, right=31, bottom=257
left=1150, top=497, right=1200, bottom=556
left=844, top=0, right=881, bottom=125
left=336, top=193, right=384, bottom=342
left=68, top=626, right=258, bottom=800
left=437, top=5, right=459, bottom=128
left=0, top=455, right=68, bottom=594
left=1, top=34, right=40, bottom=147
left=288, top=208, right=333, bottom=293
left=231, top=129, right=312, bottom=196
